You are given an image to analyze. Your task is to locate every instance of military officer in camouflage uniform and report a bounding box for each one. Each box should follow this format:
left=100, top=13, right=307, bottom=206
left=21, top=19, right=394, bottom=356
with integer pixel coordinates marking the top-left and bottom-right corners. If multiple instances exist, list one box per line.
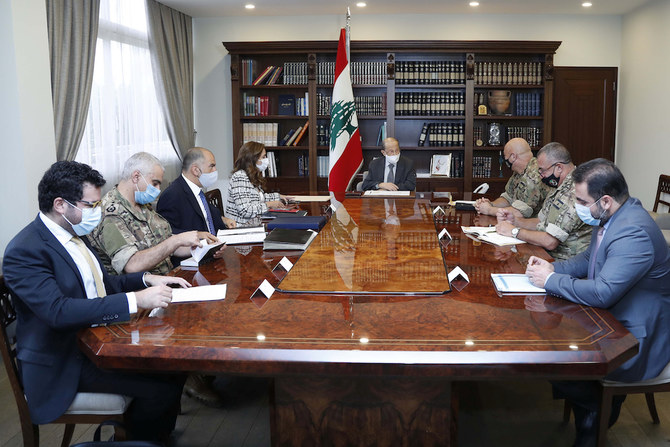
left=475, top=138, right=549, bottom=218
left=90, top=152, right=208, bottom=275
left=495, top=142, right=590, bottom=260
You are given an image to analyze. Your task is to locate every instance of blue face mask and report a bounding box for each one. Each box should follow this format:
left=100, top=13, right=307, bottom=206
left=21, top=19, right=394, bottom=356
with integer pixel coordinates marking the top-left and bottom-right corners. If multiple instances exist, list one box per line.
left=135, top=173, right=160, bottom=204
left=63, top=201, right=102, bottom=236
left=575, top=198, right=603, bottom=226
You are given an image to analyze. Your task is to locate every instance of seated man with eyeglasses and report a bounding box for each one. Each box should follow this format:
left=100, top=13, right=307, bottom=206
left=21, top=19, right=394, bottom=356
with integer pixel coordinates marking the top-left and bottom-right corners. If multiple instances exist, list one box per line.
left=495, top=142, right=591, bottom=261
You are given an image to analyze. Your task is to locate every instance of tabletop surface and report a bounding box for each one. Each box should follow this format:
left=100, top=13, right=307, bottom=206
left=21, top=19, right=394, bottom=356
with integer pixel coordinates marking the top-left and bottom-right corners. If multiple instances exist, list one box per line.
left=79, top=196, right=638, bottom=379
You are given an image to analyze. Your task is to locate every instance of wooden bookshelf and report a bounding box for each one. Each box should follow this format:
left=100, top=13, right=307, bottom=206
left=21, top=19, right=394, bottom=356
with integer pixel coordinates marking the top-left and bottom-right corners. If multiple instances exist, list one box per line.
left=223, top=40, right=560, bottom=195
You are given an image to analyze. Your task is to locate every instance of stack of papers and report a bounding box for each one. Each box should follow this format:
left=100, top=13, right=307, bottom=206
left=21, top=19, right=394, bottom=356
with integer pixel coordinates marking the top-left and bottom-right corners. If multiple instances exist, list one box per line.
left=217, top=226, right=266, bottom=245
left=491, top=274, right=546, bottom=295
left=362, top=190, right=411, bottom=197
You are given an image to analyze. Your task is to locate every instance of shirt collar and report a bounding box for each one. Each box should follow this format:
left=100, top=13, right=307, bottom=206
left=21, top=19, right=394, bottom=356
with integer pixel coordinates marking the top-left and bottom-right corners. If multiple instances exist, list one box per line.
left=182, top=173, right=203, bottom=196
left=39, top=212, right=76, bottom=244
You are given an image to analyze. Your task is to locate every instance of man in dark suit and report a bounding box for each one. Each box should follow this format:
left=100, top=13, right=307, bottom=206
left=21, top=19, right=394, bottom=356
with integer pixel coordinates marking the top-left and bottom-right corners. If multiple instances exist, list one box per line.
left=3, top=161, right=188, bottom=442
left=526, top=158, right=670, bottom=446
left=157, top=147, right=236, bottom=234
left=362, top=137, right=416, bottom=191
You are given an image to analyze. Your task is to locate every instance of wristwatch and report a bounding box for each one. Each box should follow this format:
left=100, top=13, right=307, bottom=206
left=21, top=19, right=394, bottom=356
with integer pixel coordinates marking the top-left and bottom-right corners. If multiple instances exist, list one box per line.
left=511, top=227, right=520, bottom=238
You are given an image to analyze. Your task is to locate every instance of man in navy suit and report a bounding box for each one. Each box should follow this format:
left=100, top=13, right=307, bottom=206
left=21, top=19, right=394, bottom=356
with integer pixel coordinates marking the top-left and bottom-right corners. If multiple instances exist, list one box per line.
left=526, top=158, right=670, bottom=446
left=362, top=137, right=416, bottom=191
left=3, top=161, right=189, bottom=442
left=157, top=147, right=236, bottom=235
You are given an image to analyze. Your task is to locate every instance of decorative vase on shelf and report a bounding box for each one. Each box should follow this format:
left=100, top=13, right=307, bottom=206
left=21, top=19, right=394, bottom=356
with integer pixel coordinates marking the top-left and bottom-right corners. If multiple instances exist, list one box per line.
left=488, top=90, right=511, bottom=115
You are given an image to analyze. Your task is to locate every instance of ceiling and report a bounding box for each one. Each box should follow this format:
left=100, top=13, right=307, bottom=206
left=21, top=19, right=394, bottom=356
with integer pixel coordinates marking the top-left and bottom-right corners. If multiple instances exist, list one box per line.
left=158, top=0, right=651, bottom=18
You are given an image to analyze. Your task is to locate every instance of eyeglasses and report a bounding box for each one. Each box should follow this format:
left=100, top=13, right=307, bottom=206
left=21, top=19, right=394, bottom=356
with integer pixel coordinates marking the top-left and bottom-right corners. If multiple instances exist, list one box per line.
left=67, top=199, right=101, bottom=209
left=538, top=162, right=564, bottom=176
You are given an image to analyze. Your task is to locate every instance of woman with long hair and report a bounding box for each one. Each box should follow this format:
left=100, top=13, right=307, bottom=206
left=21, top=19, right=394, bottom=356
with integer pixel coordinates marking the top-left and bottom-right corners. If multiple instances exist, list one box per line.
left=225, top=141, right=287, bottom=225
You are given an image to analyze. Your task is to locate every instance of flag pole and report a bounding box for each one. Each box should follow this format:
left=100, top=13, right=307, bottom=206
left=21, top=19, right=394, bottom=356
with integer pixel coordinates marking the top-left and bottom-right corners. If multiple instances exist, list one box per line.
left=346, top=7, right=351, bottom=61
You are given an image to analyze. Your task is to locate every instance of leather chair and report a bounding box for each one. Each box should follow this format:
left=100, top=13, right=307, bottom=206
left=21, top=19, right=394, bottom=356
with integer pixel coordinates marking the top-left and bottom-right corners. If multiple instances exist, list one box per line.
left=0, top=276, right=132, bottom=447
left=563, top=360, right=670, bottom=447
left=356, top=171, right=369, bottom=192
left=648, top=174, right=670, bottom=246
left=204, top=188, right=225, bottom=215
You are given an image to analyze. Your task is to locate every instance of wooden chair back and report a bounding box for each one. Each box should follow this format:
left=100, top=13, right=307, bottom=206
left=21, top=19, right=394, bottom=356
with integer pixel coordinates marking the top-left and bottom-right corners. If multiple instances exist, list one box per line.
left=653, top=174, right=670, bottom=212
left=205, top=188, right=225, bottom=215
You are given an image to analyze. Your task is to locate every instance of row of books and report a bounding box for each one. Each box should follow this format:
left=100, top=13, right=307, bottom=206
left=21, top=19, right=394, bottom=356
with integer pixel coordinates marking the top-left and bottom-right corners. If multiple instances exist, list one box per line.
left=506, top=126, right=543, bottom=147
left=297, top=154, right=309, bottom=177
left=278, top=121, right=310, bottom=146
left=472, top=156, right=493, bottom=178
left=316, top=155, right=329, bottom=177
left=277, top=94, right=309, bottom=116
left=396, top=61, right=466, bottom=85
left=395, top=92, right=465, bottom=117
left=418, top=123, right=465, bottom=147
left=283, top=62, right=309, bottom=85
left=243, top=122, right=278, bottom=147
left=354, top=95, right=386, bottom=116
left=242, top=94, right=270, bottom=116
left=514, top=93, right=543, bottom=116
left=316, top=61, right=387, bottom=85
left=252, top=65, right=283, bottom=85
left=264, top=152, right=278, bottom=177
left=429, top=152, right=465, bottom=177
left=316, top=124, right=331, bottom=147
left=316, top=92, right=332, bottom=116
left=261, top=154, right=331, bottom=178
left=475, top=62, right=543, bottom=86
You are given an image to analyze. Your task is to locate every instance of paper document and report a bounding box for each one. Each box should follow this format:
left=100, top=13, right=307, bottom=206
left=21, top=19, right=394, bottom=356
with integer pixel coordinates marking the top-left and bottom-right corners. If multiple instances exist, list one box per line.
left=172, top=284, right=227, bottom=303
left=289, top=195, right=331, bottom=202
left=363, top=190, right=411, bottom=196
left=191, top=239, right=224, bottom=263
left=461, top=226, right=497, bottom=236
left=217, top=226, right=266, bottom=244
left=491, top=274, right=546, bottom=295
left=478, top=232, right=525, bottom=246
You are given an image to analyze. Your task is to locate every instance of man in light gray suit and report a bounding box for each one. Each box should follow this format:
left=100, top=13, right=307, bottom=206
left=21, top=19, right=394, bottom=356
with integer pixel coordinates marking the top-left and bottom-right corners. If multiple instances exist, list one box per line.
left=526, top=158, right=670, bottom=447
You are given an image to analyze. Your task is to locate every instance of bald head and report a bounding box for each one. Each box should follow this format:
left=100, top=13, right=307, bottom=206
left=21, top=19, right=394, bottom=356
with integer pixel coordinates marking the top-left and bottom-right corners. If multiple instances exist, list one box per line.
left=503, top=138, right=533, bottom=174
left=182, top=147, right=217, bottom=188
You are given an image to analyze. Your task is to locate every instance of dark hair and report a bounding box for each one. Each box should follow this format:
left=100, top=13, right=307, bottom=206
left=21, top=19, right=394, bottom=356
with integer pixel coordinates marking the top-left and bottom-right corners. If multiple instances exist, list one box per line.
left=38, top=161, right=106, bottom=213
left=572, top=158, right=629, bottom=203
left=232, top=141, right=266, bottom=189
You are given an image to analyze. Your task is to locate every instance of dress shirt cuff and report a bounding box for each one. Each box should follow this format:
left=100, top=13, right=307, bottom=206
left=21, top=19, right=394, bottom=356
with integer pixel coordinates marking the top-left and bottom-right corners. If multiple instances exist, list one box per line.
left=126, top=292, right=138, bottom=315
left=142, top=272, right=149, bottom=287
left=544, top=271, right=554, bottom=288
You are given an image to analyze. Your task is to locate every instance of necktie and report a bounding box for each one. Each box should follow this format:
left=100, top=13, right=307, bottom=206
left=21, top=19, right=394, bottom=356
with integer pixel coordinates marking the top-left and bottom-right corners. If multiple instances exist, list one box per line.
left=387, top=164, right=395, bottom=184
left=70, top=237, right=106, bottom=297
left=588, top=227, right=605, bottom=279
left=198, top=190, right=216, bottom=234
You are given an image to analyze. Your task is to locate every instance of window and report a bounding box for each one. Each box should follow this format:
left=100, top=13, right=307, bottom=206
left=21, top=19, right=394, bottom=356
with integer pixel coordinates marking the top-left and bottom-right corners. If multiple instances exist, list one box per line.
left=76, top=0, right=180, bottom=187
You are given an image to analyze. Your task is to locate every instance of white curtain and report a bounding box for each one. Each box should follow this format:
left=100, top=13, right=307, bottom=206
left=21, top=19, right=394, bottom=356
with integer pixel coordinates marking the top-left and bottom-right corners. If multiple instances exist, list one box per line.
left=76, top=0, right=179, bottom=189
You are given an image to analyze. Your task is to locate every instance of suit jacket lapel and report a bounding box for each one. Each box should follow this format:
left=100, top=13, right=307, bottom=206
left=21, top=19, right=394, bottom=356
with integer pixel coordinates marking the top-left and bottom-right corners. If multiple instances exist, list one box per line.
left=179, top=176, right=208, bottom=226
left=33, top=217, right=87, bottom=294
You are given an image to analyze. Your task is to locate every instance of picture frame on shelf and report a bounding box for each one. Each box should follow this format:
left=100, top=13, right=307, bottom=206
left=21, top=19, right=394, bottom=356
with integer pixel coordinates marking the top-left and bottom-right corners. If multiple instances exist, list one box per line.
left=431, top=154, right=452, bottom=177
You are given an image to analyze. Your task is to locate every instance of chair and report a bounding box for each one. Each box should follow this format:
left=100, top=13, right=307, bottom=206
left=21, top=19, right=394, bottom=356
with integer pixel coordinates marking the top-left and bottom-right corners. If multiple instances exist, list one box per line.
left=355, top=171, right=369, bottom=192
left=652, top=174, right=670, bottom=213
left=0, top=276, right=132, bottom=447
left=204, top=188, right=225, bottom=215
left=563, top=360, right=670, bottom=447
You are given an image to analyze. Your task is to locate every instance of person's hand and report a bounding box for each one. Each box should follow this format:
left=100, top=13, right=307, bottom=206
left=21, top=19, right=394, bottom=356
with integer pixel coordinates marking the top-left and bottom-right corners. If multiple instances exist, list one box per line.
left=266, top=200, right=285, bottom=209
left=174, top=230, right=202, bottom=249
left=213, top=244, right=227, bottom=259
left=197, top=231, right=219, bottom=244
left=222, top=216, right=237, bottom=228
left=496, top=208, right=516, bottom=224
left=474, top=198, right=491, bottom=214
left=144, top=273, right=191, bottom=288
left=135, top=285, right=173, bottom=310
left=495, top=220, right=515, bottom=237
left=378, top=182, right=399, bottom=191
left=526, top=256, right=554, bottom=287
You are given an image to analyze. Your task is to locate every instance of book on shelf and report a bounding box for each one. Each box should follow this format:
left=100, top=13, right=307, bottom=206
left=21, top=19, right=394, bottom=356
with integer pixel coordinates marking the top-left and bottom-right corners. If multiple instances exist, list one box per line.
left=253, top=65, right=275, bottom=85
left=242, top=122, right=278, bottom=146
left=263, top=228, right=317, bottom=251
left=278, top=94, right=295, bottom=115
left=266, top=151, right=277, bottom=177
left=376, top=121, right=387, bottom=146
left=292, top=121, right=309, bottom=146
left=418, top=123, right=429, bottom=146
left=285, top=126, right=302, bottom=146
left=297, top=154, right=309, bottom=177
left=266, top=66, right=283, bottom=85
left=431, top=154, right=452, bottom=176
left=279, top=128, right=295, bottom=146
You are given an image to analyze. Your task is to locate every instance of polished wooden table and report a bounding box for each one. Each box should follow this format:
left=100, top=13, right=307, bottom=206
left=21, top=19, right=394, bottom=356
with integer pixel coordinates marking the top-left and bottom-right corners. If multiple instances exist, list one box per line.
left=79, top=197, right=638, bottom=446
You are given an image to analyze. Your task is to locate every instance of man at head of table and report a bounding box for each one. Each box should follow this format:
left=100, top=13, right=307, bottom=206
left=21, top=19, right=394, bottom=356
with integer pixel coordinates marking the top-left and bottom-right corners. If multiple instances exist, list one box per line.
left=525, top=158, right=670, bottom=446
left=474, top=137, right=550, bottom=217
left=361, top=137, right=416, bottom=192
left=495, top=142, right=591, bottom=261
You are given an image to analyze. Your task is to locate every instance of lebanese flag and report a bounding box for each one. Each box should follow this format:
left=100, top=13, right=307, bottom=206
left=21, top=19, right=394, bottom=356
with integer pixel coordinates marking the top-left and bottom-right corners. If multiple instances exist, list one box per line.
left=328, top=28, right=363, bottom=192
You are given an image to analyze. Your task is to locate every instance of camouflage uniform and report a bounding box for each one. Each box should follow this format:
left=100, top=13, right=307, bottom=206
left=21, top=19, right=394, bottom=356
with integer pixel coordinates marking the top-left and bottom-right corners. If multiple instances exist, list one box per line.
left=500, top=157, right=550, bottom=218
left=89, top=187, right=173, bottom=275
left=536, top=172, right=591, bottom=261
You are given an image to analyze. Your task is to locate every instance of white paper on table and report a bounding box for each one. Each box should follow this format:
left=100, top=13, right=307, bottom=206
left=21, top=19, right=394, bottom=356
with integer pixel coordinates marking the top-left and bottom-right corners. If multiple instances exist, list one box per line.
left=362, top=190, right=411, bottom=196
left=217, top=227, right=266, bottom=244
left=454, top=200, right=476, bottom=205
left=217, top=226, right=265, bottom=236
left=491, top=274, right=546, bottom=294
left=478, top=232, right=526, bottom=246
left=171, top=284, right=227, bottom=303
left=448, top=266, right=470, bottom=283
left=191, top=239, right=224, bottom=263
left=289, top=195, right=331, bottom=202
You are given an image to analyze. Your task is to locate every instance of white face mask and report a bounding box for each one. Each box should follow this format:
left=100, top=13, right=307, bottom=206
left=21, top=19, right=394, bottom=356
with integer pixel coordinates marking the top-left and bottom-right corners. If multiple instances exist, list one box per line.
left=385, top=154, right=400, bottom=165
left=198, top=169, right=218, bottom=188
left=257, top=157, right=270, bottom=172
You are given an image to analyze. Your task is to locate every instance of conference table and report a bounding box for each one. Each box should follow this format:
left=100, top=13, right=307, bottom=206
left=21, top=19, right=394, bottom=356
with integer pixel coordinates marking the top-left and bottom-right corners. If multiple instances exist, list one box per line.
left=79, top=193, right=638, bottom=446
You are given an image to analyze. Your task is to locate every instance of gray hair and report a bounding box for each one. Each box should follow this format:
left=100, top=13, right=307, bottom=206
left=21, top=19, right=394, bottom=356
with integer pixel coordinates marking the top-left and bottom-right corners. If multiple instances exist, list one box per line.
left=182, top=147, right=208, bottom=172
left=120, top=152, right=163, bottom=180
left=537, top=142, right=572, bottom=164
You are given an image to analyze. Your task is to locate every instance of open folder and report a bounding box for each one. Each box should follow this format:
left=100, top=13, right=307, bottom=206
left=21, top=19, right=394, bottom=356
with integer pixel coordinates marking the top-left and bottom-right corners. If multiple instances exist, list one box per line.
left=491, top=274, right=546, bottom=296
